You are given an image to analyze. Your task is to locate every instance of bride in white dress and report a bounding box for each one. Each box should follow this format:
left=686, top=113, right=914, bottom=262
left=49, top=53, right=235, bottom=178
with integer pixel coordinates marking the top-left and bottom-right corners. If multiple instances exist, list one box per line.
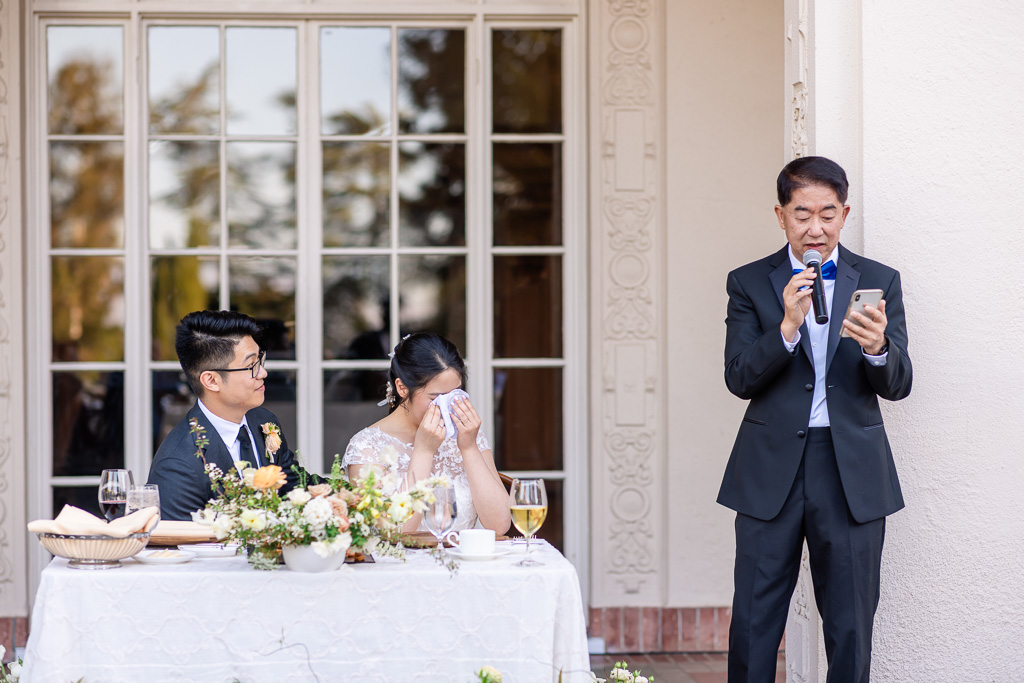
left=343, top=333, right=511, bottom=534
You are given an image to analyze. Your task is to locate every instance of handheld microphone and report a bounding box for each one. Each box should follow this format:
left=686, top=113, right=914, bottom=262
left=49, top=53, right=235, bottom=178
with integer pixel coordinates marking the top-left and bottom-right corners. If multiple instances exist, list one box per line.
left=802, top=249, right=829, bottom=324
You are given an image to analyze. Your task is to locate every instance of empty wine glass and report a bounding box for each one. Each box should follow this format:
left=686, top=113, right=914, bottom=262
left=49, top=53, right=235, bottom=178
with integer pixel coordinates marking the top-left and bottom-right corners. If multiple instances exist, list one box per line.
left=126, top=484, right=160, bottom=519
left=98, top=469, right=134, bottom=522
left=423, top=486, right=457, bottom=550
left=509, top=478, right=548, bottom=567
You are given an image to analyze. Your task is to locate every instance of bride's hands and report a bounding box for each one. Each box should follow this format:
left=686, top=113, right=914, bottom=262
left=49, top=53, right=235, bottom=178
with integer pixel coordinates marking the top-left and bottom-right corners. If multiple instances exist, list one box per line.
left=452, top=397, right=482, bottom=452
left=413, top=404, right=446, bottom=459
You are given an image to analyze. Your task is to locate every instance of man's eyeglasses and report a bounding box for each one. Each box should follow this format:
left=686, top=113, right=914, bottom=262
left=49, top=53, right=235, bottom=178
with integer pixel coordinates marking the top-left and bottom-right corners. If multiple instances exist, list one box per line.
left=209, top=350, right=266, bottom=379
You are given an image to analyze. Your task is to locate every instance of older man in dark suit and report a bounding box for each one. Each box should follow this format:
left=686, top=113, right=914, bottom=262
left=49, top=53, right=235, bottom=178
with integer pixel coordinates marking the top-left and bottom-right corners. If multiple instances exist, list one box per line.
left=719, top=157, right=912, bottom=683
left=148, top=310, right=310, bottom=521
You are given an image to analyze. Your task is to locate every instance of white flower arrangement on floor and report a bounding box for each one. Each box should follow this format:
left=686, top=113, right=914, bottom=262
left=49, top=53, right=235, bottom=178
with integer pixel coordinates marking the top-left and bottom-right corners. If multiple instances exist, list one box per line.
left=0, top=646, right=22, bottom=683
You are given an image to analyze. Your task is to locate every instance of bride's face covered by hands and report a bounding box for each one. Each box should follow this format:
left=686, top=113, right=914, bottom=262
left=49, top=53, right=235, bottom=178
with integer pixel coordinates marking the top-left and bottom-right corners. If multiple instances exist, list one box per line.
left=398, top=367, right=462, bottom=424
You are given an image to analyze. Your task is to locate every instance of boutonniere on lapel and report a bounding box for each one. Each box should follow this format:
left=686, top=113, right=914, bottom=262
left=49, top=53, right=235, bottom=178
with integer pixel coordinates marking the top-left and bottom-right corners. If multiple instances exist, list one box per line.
left=261, top=422, right=282, bottom=464
left=189, top=417, right=210, bottom=468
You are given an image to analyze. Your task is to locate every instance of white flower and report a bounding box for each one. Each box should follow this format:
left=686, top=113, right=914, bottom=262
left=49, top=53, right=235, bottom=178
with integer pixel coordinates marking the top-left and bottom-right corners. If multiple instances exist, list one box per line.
left=302, top=497, right=333, bottom=529
left=311, top=531, right=352, bottom=558
left=191, top=508, right=216, bottom=525
left=241, top=467, right=256, bottom=488
left=287, top=488, right=312, bottom=506
left=379, top=444, right=399, bottom=468
left=239, top=509, right=267, bottom=531
left=211, top=514, right=235, bottom=540
left=635, top=677, right=647, bottom=683
left=1, top=644, right=6, bottom=660
left=609, top=669, right=633, bottom=683
left=387, top=492, right=414, bottom=523
left=8, top=660, right=22, bottom=680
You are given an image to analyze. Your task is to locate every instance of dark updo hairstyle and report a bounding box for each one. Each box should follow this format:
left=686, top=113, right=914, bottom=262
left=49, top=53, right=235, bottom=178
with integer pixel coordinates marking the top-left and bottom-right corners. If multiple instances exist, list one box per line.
left=384, top=333, right=467, bottom=413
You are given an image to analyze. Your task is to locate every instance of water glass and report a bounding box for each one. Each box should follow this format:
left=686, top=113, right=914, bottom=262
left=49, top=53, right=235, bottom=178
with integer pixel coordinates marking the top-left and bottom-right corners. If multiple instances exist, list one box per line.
left=126, top=484, right=160, bottom=518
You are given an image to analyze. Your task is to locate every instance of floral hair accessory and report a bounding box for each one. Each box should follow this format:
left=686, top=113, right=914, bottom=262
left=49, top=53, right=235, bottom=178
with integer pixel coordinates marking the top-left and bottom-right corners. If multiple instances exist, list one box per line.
left=261, top=422, right=282, bottom=464
left=377, top=381, right=396, bottom=407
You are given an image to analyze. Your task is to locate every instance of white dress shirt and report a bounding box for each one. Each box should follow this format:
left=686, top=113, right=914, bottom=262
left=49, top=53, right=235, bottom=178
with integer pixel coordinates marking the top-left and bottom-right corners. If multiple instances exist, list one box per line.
left=197, top=399, right=261, bottom=468
left=780, top=245, right=888, bottom=427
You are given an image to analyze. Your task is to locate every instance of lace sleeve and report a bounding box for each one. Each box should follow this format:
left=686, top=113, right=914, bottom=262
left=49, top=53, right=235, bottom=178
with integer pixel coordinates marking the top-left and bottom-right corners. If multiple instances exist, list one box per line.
left=342, top=428, right=382, bottom=469
left=475, top=427, right=490, bottom=453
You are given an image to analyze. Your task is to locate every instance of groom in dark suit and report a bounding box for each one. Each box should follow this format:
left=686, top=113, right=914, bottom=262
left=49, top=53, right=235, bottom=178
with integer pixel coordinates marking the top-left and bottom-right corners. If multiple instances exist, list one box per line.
left=148, top=310, right=309, bottom=520
left=719, top=157, right=912, bottom=683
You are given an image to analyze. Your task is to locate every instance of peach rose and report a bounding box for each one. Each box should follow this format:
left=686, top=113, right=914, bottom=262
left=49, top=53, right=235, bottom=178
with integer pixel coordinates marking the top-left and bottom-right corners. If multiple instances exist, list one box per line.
left=328, top=495, right=348, bottom=519
left=252, top=464, right=287, bottom=490
left=308, top=483, right=332, bottom=498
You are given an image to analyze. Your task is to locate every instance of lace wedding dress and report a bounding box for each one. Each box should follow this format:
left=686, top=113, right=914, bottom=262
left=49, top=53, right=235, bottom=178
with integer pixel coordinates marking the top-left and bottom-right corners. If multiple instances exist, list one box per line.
left=342, top=426, right=490, bottom=532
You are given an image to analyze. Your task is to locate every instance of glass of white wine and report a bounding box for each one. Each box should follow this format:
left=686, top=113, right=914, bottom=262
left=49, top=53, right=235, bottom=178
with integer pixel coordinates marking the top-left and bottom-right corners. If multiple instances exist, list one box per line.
left=509, top=478, right=548, bottom=567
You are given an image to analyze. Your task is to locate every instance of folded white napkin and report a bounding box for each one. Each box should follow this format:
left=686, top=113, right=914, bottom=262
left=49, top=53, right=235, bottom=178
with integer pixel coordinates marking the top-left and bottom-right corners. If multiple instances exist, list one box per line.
left=27, top=505, right=160, bottom=538
left=430, top=389, right=471, bottom=440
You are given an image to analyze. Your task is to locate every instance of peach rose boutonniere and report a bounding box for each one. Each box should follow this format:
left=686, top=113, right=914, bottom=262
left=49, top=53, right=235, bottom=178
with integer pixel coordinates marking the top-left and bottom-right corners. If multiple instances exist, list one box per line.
left=261, top=422, right=282, bottom=464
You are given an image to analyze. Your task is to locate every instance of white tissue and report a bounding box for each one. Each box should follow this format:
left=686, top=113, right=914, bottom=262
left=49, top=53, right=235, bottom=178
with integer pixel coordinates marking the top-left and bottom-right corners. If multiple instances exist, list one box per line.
left=431, top=389, right=471, bottom=440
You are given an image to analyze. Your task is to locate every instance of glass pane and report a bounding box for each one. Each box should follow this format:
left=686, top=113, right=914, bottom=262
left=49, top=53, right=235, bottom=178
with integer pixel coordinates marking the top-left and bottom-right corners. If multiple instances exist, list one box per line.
left=48, top=26, right=123, bottom=135
left=151, top=256, right=219, bottom=361
left=399, top=142, right=465, bottom=247
left=323, top=142, right=390, bottom=247
left=492, top=29, right=562, bottom=134
left=53, top=486, right=105, bottom=520
left=263, top=369, right=298, bottom=465
left=320, top=27, right=391, bottom=136
left=398, top=29, right=465, bottom=134
left=324, top=369, right=389, bottom=471
left=226, top=27, right=297, bottom=135
left=52, top=370, right=124, bottom=477
left=50, top=141, right=124, bottom=249
left=229, top=257, right=297, bottom=359
left=535, top=478, right=563, bottom=552
left=323, top=256, right=390, bottom=360
left=148, top=26, right=219, bottom=134
left=493, top=367, right=562, bottom=470
left=494, top=255, right=562, bottom=358
left=227, top=142, right=297, bottom=249
left=152, top=370, right=195, bottom=453
left=149, top=141, right=220, bottom=249
left=493, top=143, right=562, bottom=246
left=52, top=256, right=125, bottom=362
left=399, top=255, right=466, bottom=350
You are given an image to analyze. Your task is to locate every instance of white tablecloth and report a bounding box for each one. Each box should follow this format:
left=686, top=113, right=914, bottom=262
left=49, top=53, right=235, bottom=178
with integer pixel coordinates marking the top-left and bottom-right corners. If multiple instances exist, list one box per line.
left=22, top=542, right=590, bottom=683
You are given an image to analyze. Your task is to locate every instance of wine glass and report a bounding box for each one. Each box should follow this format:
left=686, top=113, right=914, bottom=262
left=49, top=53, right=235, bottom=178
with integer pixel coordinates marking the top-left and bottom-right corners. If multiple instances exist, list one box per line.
left=509, top=478, right=548, bottom=567
left=98, top=469, right=134, bottom=522
left=423, top=486, right=457, bottom=550
left=126, top=484, right=160, bottom=519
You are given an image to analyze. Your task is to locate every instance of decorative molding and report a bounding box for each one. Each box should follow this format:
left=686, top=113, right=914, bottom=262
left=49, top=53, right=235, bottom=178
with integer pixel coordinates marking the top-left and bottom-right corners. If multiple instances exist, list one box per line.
left=786, top=0, right=810, bottom=159
left=590, top=0, right=664, bottom=604
left=0, top=0, right=28, bottom=617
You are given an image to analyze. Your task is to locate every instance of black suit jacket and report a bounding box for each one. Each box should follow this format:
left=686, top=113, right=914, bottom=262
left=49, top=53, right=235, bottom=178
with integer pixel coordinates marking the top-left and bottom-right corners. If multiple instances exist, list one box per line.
left=147, top=403, right=306, bottom=521
left=717, top=244, right=912, bottom=523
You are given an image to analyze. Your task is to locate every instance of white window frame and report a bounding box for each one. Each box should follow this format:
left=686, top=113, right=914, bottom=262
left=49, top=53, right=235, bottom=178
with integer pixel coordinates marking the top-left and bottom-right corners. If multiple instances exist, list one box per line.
left=25, top=1, right=588, bottom=603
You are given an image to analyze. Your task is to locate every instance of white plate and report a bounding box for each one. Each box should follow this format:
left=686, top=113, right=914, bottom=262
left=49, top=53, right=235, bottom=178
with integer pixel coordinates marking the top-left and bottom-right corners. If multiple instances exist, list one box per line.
left=134, top=549, right=196, bottom=565
left=448, top=547, right=511, bottom=561
left=182, top=543, right=241, bottom=558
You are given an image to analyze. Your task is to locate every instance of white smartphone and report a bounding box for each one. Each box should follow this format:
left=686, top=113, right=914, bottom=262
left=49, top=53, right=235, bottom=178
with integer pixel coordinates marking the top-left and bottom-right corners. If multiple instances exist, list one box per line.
left=840, top=289, right=883, bottom=337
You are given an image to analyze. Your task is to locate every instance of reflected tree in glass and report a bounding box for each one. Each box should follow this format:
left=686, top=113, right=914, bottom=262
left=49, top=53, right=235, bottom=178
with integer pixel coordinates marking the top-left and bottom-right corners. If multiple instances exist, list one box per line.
left=321, top=27, right=391, bottom=136
left=149, top=141, right=220, bottom=249
left=322, top=142, right=390, bottom=247
left=51, top=256, right=125, bottom=363
left=399, top=254, right=466, bottom=350
left=229, top=256, right=297, bottom=359
left=48, top=26, right=124, bottom=135
left=398, top=29, right=465, bottom=134
left=52, top=371, right=125, bottom=477
left=148, top=26, right=220, bottom=135
left=398, top=142, right=465, bottom=247
left=492, top=29, right=562, bottom=135
left=227, top=142, right=297, bottom=249
left=50, top=142, right=124, bottom=249
left=226, top=27, right=297, bottom=136
left=151, top=256, right=219, bottom=361
left=323, top=256, right=390, bottom=360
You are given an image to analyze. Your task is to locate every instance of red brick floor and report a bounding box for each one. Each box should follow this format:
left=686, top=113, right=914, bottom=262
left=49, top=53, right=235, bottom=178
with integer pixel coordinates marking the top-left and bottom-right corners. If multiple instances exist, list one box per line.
left=590, top=652, right=786, bottom=683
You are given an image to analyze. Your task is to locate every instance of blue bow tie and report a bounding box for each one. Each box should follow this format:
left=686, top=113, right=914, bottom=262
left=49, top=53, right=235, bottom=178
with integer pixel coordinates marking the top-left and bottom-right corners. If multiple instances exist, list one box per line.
left=794, top=260, right=837, bottom=280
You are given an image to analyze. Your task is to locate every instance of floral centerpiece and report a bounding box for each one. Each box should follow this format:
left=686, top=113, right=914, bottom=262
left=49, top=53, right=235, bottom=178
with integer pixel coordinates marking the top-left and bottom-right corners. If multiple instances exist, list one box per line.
left=189, top=419, right=446, bottom=570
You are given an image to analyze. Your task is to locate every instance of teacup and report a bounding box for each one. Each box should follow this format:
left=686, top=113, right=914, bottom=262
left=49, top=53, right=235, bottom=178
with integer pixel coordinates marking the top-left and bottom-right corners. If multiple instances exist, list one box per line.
left=445, top=528, right=495, bottom=556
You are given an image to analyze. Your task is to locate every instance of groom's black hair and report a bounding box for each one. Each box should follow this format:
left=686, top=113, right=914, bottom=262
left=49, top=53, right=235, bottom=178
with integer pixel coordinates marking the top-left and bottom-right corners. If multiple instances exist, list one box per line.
left=175, top=310, right=262, bottom=397
left=386, top=333, right=467, bottom=414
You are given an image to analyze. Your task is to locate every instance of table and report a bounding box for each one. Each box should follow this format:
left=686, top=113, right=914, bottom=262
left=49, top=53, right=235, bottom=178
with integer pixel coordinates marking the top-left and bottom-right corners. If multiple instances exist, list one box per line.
left=22, top=542, right=591, bottom=683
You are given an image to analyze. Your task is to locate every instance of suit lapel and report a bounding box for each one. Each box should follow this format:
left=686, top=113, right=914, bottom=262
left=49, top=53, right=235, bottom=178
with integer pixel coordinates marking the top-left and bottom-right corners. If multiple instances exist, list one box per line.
left=826, top=247, right=860, bottom=371
left=246, top=414, right=268, bottom=466
left=188, top=403, right=236, bottom=474
left=768, top=247, right=813, bottom=365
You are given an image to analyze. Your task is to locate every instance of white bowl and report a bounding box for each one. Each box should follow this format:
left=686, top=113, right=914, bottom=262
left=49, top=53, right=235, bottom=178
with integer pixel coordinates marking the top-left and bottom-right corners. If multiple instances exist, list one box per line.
left=36, top=532, right=151, bottom=569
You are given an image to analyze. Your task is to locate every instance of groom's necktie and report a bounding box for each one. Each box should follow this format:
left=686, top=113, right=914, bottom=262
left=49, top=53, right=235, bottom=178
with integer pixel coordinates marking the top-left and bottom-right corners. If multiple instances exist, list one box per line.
left=793, top=260, right=837, bottom=279
left=237, top=426, right=259, bottom=468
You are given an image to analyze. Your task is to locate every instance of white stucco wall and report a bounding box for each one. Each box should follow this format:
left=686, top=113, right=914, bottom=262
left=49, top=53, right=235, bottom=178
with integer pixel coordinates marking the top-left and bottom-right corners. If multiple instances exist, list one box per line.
left=838, top=1, right=1024, bottom=678
left=664, top=0, right=785, bottom=606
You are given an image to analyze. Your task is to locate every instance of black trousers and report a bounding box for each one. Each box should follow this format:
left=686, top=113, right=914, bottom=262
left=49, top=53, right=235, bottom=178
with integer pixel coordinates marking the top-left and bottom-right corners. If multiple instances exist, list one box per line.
left=728, top=428, right=886, bottom=683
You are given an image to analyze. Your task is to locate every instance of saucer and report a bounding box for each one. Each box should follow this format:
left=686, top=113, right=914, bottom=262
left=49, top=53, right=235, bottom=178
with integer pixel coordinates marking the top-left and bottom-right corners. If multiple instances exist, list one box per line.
left=448, top=547, right=511, bottom=561
left=183, top=543, right=240, bottom=558
left=134, top=549, right=196, bottom=565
